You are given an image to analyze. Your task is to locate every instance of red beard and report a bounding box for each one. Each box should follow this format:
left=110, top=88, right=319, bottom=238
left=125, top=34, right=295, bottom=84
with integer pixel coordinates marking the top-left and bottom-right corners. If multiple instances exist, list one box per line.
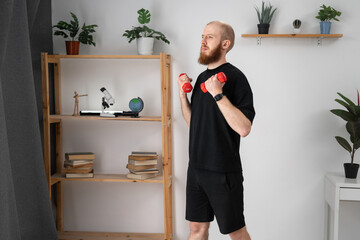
left=198, top=42, right=222, bottom=65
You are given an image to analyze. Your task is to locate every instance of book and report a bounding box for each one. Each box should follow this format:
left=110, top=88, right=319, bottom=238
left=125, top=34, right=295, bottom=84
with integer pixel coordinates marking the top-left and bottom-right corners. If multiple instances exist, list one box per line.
left=64, top=160, right=93, bottom=168
left=65, top=170, right=94, bottom=178
left=65, top=152, right=95, bottom=160
left=128, top=159, right=158, bottom=166
left=64, top=166, right=93, bottom=174
left=128, top=155, right=158, bottom=161
left=130, top=151, right=157, bottom=156
left=129, top=169, right=159, bottom=175
left=126, top=172, right=158, bottom=180
left=126, top=164, right=157, bottom=171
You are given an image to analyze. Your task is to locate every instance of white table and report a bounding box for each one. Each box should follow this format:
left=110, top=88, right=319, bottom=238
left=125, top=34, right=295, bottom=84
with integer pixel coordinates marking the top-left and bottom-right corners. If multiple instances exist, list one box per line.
left=324, top=173, right=360, bottom=240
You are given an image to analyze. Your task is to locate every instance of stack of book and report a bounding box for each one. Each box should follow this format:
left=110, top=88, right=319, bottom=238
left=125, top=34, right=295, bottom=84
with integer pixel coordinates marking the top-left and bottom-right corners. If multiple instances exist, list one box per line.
left=64, top=152, right=95, bottom=178
left=126, top=152, right=159, bottom=180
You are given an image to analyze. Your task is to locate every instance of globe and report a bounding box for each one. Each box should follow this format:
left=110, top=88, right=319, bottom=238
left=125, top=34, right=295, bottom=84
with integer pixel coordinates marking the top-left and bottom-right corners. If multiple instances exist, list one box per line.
left=129, top=97, right=144, bottom=113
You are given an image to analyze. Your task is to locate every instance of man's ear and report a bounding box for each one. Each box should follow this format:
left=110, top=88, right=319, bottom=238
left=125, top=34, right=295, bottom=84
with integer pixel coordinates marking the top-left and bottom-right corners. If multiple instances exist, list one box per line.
left=222, top=40, right=231, bottom=50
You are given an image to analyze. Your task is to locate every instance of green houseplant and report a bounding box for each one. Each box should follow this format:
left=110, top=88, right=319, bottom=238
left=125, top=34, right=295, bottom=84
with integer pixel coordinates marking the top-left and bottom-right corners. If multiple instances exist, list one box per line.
left=53, top=12, right=98, bottom=55
left=255, top=1, right=277, bottom=34
left=315, top=5, right=341, bottom=34
left=330, top=91, right=360, bottom=178
left=123, top=8, right=170, bottom=55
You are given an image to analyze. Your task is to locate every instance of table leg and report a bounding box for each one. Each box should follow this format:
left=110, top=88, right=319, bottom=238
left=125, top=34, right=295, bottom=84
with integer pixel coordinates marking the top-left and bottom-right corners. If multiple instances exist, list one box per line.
left=324, top=202, right=329, bottom=240
left=333, top=200, right=340, bottom=240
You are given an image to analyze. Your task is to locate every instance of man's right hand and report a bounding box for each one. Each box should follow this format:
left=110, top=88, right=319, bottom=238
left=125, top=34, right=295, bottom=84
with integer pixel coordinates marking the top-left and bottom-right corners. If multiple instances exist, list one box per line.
left=177, top=73, right=192, bottom=95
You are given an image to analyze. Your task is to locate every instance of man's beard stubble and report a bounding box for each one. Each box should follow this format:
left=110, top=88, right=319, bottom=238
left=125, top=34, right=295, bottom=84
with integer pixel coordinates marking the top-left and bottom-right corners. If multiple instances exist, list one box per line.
left=198, top=42, right=222, bottom=65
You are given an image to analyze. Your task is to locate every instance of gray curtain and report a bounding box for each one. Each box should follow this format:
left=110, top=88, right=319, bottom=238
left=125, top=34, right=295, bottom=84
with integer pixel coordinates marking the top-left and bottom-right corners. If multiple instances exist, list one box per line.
left=0, top=0, right=57, bottom=239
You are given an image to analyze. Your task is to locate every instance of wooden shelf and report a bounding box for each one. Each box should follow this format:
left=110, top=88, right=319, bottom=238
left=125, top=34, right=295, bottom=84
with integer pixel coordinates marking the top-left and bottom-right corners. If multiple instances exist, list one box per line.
left=46, top=54, right=163, bottom=63
left=241, top=34, right=343, bottom=46
left=41, top=52, right=173, bottom=239
left=242, top=33, right=343, bottom=38
left=51, top=173, right=164, bottom=185
left=58, top=231, right=164, bottom=240
left=49, top=114, right=162, bottom=122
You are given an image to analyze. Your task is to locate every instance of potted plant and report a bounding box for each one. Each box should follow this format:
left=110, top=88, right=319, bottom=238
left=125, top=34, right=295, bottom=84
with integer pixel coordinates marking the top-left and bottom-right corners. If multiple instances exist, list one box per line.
left=315, top=4, right=341, bottom=34
left=123, top=8, right=170, bottom=55
left=330, top=91, right=360, bottom=179
left=53, top=12, right=98, bottom=55
left=255, top=1, right=277, bottom=34
left=293, top=19, right=301, bottom=34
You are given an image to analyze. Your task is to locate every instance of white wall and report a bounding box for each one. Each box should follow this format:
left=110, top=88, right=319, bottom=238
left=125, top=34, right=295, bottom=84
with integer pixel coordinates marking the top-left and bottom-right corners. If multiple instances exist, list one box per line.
left=51, top=0, right=360, bottom=239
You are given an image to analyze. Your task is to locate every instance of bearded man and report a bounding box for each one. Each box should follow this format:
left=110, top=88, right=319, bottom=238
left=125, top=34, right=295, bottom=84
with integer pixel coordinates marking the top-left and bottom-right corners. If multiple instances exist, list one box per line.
left=177, top=21, right=255, bottom=240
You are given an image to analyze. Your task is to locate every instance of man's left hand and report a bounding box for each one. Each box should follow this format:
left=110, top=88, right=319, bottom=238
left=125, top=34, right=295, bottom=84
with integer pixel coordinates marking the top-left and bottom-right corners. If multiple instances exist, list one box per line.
left=204, top=74, right=225, bottom=97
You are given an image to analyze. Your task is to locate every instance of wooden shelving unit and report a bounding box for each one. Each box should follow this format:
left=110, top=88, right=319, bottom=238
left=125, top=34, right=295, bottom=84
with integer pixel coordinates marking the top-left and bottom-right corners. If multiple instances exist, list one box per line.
left=41, top=53, right=173, bottom=240
left=241, top=33, right=343, bottom=45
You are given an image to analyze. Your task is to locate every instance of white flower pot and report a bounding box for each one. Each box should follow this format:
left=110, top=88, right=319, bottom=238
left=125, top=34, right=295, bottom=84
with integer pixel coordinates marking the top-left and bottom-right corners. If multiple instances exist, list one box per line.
left=137, top=37, right=154, bottom=55
left=293, top=28, right=301, bottom=34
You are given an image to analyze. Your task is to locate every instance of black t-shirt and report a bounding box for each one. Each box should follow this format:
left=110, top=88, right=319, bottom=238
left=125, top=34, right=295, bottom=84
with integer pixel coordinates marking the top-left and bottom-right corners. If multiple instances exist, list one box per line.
left=189, top=63, right=255, bottom=172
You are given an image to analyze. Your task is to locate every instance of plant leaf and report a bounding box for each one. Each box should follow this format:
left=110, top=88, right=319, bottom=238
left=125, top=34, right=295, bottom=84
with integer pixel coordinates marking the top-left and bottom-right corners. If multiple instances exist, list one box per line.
left=346, top=121, right=360, bottom=140
left=335, top=136, right=352, bottom=153
left=338, top=92, right=356, bottom=106
left=255, top=6, right=261, bottom=23
left=137, top=8, right=151, bottom=25
left=53, top=31, right=68, bottom=39
left=330, top=109, right=357, bottom=121
left=254, top=1, right=277, bottom=24
left=354, top=139, right=360, bottom=150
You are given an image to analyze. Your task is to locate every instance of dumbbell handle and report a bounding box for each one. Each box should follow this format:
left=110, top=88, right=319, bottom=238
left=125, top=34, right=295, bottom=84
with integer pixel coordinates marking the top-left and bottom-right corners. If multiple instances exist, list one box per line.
left=179, top=73, right=193, bottom=93
left=200, top=72, right=227, bottom=93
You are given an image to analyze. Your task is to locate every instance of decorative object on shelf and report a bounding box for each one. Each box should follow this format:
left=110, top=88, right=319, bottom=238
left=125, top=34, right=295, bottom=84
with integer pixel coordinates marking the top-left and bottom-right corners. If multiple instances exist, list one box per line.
left=315, top=4, right=341, bottom=34
left=64, top=152, right=95, bottom=178
left=100, top=87, right=116, bottom=117
left=254, top=1, right=277, bottom=34
left=129, top=97, right=144, bottom=113
left=292, top=19, right=301, bottom=34
left=72, top=91, right=88, bottom=116
left=330, top=91, right=360, bottom=179
left=123, top=8, right=170, bottom=55
left=126, top=151, right=159, bottom=180
left=53, top=12, right=98, bottom=55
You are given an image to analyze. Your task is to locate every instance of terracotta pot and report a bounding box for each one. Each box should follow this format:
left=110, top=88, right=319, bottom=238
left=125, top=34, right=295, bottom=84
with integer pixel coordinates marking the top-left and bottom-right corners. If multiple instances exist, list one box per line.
left=66, top=41, right=80, bottom=55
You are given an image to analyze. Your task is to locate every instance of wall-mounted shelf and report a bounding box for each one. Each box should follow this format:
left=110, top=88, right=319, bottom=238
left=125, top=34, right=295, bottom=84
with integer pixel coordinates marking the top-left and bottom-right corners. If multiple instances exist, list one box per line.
left=241, top=34, right=343, bottom=46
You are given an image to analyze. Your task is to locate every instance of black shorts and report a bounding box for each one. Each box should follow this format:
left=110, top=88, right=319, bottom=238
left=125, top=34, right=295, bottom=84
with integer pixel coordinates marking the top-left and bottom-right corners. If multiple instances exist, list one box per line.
left=185, top=166, right=245, bottom=234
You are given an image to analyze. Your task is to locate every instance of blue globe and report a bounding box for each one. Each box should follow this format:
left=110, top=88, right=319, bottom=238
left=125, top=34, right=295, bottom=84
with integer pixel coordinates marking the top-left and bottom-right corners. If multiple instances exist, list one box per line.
left=129, top=97, right=144, bottom=113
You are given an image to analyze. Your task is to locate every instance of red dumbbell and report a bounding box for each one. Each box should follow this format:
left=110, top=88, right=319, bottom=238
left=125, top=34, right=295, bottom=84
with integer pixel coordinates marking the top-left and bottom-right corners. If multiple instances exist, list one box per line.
left=179, top=73, right=193, bottom=93
left=200, top=72, right=227, bottom=93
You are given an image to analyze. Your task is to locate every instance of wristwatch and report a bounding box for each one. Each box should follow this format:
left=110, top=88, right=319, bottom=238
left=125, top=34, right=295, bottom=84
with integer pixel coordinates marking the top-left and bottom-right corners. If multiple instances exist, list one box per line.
left=214, top=93, right=224, bottom=102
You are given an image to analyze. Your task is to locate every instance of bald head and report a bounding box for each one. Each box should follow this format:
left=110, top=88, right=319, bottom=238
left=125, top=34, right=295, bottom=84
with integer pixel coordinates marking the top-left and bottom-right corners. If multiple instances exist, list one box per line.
left=207, top=21, right=235, bottom=52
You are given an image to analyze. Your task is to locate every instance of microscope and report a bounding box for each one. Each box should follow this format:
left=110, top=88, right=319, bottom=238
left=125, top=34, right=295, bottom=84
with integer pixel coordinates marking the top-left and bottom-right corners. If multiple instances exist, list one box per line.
left=80, top=87, right=139, bottom=118
left=100, top=87, right=116, bottom=117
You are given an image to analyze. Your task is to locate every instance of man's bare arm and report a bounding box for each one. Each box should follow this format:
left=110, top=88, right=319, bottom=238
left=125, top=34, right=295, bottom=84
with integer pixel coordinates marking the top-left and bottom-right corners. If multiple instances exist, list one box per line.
left=205, top=74, right=251, bottom=137
left=177, top=74, right=192, bottom=126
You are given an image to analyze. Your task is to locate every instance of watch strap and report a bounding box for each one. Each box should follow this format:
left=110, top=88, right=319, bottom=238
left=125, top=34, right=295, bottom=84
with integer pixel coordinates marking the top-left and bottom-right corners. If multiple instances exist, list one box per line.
left=214, top=93, right=224, bottom=101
